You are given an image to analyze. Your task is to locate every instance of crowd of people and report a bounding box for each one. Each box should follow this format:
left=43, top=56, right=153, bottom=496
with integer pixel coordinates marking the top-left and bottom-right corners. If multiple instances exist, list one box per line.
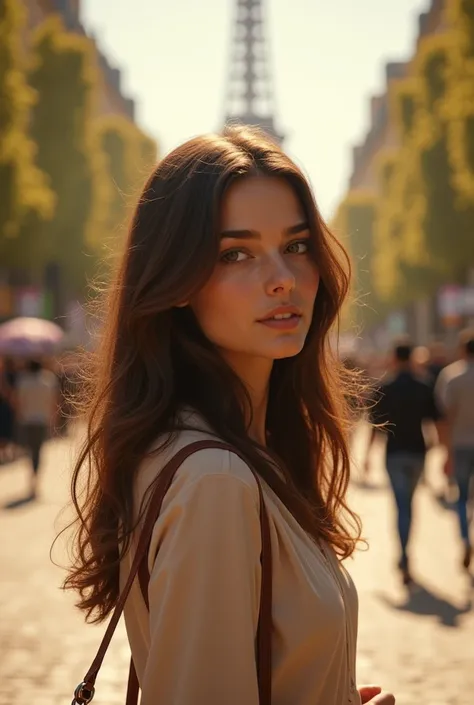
left=349, top=329, right=474, bottom=585
left=1, top=330, right=473, bottom=573
left=0, top=354, right=77, bottom=498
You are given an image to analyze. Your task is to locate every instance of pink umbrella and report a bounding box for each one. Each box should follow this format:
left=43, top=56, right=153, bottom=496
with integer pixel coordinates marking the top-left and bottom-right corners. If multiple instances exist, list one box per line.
left=0, top=317, right=65, bottom=357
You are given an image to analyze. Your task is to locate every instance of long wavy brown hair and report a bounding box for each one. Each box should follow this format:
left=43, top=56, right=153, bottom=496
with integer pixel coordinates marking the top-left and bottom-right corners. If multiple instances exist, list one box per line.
left=62, top=124, right=362, bottom=623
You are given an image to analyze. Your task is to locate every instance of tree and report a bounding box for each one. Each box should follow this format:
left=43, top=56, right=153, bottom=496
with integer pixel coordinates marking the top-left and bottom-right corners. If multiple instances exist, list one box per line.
left=24, top=16, right=109, bottom=305
left=446, top=1, right=474, bottom=209
left=373, top=74, right=441, bottom=307
left=334, top=192, right=390, bottom=330
left=0, top=0, right=54, bottom=269
left=372, top=150, right=406, bottom=304
left=417, top=31, right=474, bottom=276
left=373, top=26, right=474, bottom=308
left=137, top=131, right=158, bottom=175
left=336, top=0, right=474, bottom=331
left=94, top=115, right=158, bottom=254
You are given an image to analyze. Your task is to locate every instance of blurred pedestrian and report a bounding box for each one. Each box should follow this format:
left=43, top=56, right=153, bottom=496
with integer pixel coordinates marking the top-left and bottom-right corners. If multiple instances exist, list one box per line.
left=412, top=346, right=437, bottom=484
left=62, top=126, right=394, bottom=705
left=412, top=345, right=431, bottom=382
left=365, top=340, right=442, bottom=585
left=16, top=359, right=59, bottom=498
left=427, top=340, right=448, bottom=387
left=426, top=340, right=455, bottom=502
left=435, top=328, right=474, bottom=570
left=0, top=357, right=17, bottom=462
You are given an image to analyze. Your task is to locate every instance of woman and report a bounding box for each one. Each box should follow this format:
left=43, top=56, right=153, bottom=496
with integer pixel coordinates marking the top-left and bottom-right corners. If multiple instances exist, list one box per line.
left=16, top=359, right=59, bottom=498
left=64, top=126, right=395, bottom=704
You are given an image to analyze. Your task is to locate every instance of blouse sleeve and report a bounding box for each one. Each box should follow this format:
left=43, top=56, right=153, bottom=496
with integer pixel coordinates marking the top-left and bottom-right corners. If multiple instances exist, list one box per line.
left=140, top=453, right=263, bottom=705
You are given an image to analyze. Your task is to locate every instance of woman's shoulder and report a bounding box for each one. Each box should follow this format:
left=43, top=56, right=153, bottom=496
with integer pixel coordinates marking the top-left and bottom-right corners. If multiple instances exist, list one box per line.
left=136, top=409, right=259, bottom=507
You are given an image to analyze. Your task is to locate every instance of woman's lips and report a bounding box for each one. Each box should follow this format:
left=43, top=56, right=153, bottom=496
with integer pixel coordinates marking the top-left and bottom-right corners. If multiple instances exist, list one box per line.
left=257, top=314, right=302, bottom=330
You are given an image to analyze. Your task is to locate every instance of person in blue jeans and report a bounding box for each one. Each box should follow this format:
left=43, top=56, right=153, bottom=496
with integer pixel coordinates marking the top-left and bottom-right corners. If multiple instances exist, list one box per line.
left=435, top=329, right=474, bottom=570
left=365, top=340, right=443, bottom=585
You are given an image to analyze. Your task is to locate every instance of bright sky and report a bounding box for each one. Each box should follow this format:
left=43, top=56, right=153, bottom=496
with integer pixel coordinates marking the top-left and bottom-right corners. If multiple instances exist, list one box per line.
left=81, top=0, right=428, bottom=219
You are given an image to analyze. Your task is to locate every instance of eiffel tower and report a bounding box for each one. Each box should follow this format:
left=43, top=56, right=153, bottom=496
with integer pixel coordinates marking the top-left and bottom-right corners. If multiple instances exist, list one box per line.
left=223, top=0, right=284, bottom=144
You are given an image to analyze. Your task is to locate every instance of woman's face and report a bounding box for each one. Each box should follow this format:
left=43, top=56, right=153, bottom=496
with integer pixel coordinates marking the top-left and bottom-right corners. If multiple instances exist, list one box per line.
left=190, top=175, right=320, bottom=366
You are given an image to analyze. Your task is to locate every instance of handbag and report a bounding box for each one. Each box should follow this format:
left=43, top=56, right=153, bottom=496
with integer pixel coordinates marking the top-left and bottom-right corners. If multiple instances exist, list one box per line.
left=71, top=440, right=273, bottom=705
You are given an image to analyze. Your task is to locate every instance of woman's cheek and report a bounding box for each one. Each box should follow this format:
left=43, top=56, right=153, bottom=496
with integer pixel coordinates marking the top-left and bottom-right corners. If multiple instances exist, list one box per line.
left=300, top=263, right=320, bottom=297
left=214, top=267, right=255, bottom=304
left=195, top=276, right=250, bottom=335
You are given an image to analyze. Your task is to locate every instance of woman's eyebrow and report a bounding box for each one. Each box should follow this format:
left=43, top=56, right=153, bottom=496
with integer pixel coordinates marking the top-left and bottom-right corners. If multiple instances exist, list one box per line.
left=220, top=228, right=259, bottom=240
left=285, top=222, right=310, bottom=235
left=220, top=222, right=309, bottom=240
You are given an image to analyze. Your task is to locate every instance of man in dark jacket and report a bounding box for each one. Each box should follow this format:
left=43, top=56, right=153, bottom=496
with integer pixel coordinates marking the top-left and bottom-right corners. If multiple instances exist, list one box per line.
left=365, top=341, right=442, bottom=584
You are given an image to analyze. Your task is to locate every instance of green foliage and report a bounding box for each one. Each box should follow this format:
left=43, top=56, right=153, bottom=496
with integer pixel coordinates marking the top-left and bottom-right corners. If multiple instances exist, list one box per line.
left=380, top=158, right=396, bottom=189
left=459, top=0, right=474, bottom=54
left=420, top=134, right=456, bottom=266
left=95, top=115, right=158, bottom=252
left=339, top=195, right=390, bottom=328
left=377, top=13, right=474, bottom=307
left=426, top=155, right=474, bottom=271
left=466, top=116, right=474, bottom=170
left=347, top=201, right=374, bottom=301
left=0, top=4, right=158, bottom=306
left=23, top=16, right=103, bottom=296
left=100, top=124, right=128, bottom=233
left=138, top=132, right=158, bottom=173
left=335, top=0, right=474, bottom=329
left=461, top=0, right=474, bottom=20
left=0, top=0, right=54, bottom=259
left=400, top=93, right=416, bottom=135
left=423, top=50, right=448, bottom=107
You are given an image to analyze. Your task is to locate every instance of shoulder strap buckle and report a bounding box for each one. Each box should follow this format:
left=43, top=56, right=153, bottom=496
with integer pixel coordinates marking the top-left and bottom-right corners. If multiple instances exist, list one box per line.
left=72, top=680, right=95, bottom=704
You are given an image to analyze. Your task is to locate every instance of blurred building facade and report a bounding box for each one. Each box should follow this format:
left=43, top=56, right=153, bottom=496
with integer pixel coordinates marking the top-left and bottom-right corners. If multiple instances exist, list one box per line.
left=349, top=0, right=446, bottom=194
left=335, top=0, right=474, bottom=352
left=24, top=0, right=135, bottom=121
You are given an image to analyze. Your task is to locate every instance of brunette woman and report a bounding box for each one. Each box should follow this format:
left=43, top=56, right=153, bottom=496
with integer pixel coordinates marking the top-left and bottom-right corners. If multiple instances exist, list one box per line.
left=64, top=125, right=395, bottom=705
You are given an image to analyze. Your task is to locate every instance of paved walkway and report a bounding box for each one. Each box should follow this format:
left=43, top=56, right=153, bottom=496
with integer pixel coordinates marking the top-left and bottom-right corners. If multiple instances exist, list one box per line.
left=0, top=427, right=472, bottom=704
left=350, top=431, right=474, bottom=704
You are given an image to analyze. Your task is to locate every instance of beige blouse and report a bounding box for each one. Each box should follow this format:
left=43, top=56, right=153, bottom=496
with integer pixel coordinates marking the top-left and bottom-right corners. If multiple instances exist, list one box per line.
left=120, top=412, right=361, bottom=705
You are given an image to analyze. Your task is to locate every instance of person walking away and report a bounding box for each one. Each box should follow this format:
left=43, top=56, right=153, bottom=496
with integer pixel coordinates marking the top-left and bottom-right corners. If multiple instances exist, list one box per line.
left=435, top=329, right=474, bottom=570
left=411, top=346, right=438, bottom=486
left=365, top=341, right=442, bottom=585
left=16, top=359, right=59, bottom=498
left=423, top=340, right=453, bottom=496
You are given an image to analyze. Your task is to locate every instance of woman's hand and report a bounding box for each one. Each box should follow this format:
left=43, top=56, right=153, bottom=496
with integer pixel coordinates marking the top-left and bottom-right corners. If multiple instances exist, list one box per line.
left=358, top=685, right=395, bottom=704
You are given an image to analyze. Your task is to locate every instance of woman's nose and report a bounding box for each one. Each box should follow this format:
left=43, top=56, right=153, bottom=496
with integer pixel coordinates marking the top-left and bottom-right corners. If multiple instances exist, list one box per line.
left=264, top=255, right=296, bottom=295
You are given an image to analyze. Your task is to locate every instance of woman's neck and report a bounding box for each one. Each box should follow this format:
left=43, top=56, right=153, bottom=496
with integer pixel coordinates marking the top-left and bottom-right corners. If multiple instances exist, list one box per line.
left=220, top=351, right=272, bottom=446
left=248, top=385, right=269, bottom=446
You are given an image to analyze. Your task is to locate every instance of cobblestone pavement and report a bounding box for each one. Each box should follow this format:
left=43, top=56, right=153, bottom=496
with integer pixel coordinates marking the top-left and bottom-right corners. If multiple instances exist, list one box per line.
left=0, top=427, right=473, bottom=704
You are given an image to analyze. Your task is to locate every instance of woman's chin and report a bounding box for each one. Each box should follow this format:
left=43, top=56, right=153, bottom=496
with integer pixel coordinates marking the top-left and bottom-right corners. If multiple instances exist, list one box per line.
left=266, top=338, right=306, bottom=360
left=219, top=335, right=306, bottom=362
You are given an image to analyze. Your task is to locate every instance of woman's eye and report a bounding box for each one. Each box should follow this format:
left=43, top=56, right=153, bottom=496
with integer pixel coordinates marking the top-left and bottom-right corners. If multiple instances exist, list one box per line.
left=220, top=249, right=249, bottom=264
left=286, top=240, right=309, bottom=254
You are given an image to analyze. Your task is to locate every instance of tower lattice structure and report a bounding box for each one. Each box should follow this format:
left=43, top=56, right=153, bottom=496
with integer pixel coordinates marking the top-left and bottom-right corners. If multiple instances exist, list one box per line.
left=223, top=0, right=283, bottom=144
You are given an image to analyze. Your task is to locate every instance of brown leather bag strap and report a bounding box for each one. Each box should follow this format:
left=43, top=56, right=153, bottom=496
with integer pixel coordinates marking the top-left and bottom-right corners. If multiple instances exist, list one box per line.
left=72, top=440, right=273, bottom=705
left=125, top=659, right=139, bottom=705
